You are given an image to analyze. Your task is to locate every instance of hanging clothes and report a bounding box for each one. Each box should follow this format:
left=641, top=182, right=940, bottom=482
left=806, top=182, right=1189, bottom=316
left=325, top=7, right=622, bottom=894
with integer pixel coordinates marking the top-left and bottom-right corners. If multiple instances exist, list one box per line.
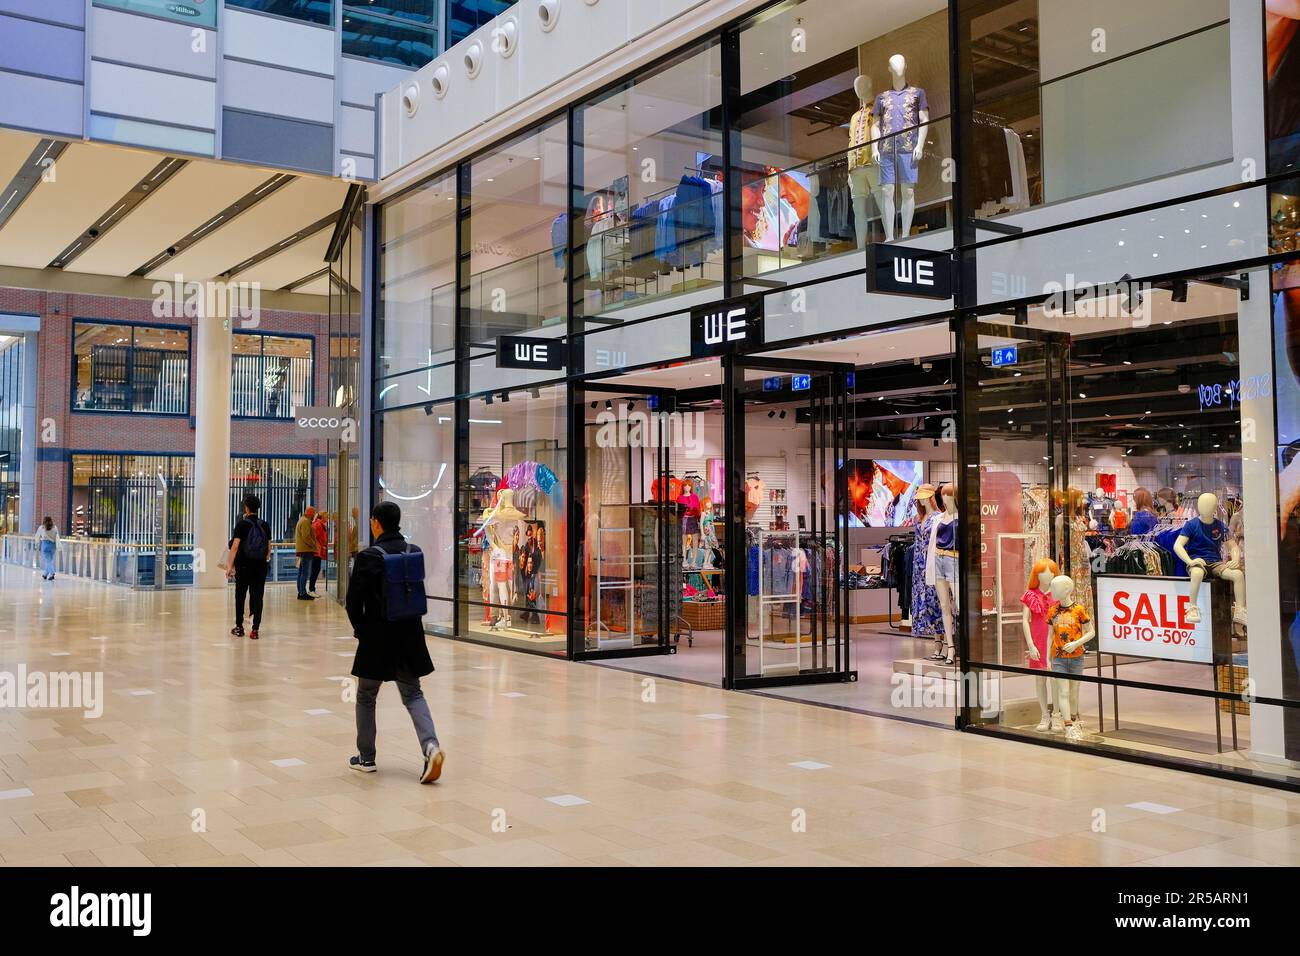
left=910, top=515, right=943, bottom=637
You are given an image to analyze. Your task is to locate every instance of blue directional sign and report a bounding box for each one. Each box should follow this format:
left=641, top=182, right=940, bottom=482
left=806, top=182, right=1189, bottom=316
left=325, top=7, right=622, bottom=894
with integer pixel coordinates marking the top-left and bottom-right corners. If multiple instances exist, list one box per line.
left=991, top=346, right=1019, bottom=368
left=791, top=374, right=812, bottom=391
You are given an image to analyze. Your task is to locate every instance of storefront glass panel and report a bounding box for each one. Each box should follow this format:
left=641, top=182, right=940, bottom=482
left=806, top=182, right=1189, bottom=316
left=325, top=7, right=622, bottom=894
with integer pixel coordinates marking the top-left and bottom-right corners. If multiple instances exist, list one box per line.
left=458, top=383, right=568, bottom=655
left=573, top=40, right=724, bottom=327
left=376, top=403, right=456, bottom=635
left=737, top=0, right=953, bottom=285
left=461, top=118, right=568, bottom=396
left=378, top=171, right=457, bottom=380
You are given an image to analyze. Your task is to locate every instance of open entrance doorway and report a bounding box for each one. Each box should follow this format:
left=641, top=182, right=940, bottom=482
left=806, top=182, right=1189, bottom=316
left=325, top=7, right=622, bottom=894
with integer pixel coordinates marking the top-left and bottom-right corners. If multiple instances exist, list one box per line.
left=736, top=320, right=962, bottom=725
left=576, top=358, right=726, bottom=677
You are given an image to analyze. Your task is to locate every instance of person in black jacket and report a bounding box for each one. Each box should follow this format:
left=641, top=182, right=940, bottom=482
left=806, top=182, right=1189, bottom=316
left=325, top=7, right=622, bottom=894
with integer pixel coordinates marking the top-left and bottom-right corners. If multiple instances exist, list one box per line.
left=346, top=501, right=444, bottom=783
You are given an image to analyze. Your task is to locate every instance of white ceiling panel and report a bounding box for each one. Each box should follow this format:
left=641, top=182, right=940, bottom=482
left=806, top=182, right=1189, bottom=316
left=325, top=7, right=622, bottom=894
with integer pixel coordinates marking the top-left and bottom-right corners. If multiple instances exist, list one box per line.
left=149, top=175, right=346, bottom=281
left=0, top=142, right=159, bottom=270
left=292, top=273, right=332, bottom=296
left=0, top=129, right=41, bottom=210
left=71, top=160, right=272, bottom=277
left=231, top=224, right=332, bottom=290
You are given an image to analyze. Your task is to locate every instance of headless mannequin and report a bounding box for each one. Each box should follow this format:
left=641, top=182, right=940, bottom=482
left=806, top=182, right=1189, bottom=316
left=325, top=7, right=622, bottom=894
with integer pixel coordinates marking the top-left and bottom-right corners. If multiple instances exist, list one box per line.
left=1174, top=491, right=1246, bottom=625
left=1021, top=565, right=1057, bottom=729
left=847, top=74, right=881, bottom=250
left=925, top=482, right=959, bottom=665
left=1048, top=574, right=1094, bottom=737
left=871, top=54, right=928, bottom=242
left=479, top=490, right=526, bottom=630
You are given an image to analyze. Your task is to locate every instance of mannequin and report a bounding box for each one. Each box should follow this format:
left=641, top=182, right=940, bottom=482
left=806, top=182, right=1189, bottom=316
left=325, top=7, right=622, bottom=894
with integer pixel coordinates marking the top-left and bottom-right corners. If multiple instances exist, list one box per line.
left=679, top=479, right=701, bottom=553
left=924, top=482, right=958, bottom=665
left=479, top=489, right=527, bottom=631
left=870, top=54, right=928, bottom=242
left=908, top=484, right=942, bottom=639
left=1021, top=558, right=1060, bottom=731
left=846, top=75, right=881, bottom=250
left=1174, top=492, right=1246, bottom=625
left=1129, top=487, right=1158, bottom=536
left=1047, top=574, right=1093, bottom=740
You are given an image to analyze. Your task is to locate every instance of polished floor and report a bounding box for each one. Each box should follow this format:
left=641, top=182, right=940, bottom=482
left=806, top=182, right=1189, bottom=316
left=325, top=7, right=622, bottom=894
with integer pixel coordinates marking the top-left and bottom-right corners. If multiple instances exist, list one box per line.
left=1, top=566, right=1300, bottom=867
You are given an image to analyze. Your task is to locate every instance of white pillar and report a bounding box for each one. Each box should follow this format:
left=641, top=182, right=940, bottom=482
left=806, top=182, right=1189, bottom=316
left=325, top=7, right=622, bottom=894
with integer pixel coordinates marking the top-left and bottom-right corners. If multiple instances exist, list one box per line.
left=193, top=311, right=231, bottom=589
left=17, top=331, right=37, bottom=534
left=1240, top=269, right=1287, bottom=764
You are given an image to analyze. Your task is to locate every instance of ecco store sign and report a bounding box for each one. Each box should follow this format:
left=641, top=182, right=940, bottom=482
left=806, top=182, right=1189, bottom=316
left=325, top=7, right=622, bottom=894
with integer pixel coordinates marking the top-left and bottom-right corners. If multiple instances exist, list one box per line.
left=497, top=335, right=567, bottom=370
left=866, top=244, right=954, bottom=299
left=294, top=406, right=357, bottom=441
left=690, top=295, right=764, bottom=358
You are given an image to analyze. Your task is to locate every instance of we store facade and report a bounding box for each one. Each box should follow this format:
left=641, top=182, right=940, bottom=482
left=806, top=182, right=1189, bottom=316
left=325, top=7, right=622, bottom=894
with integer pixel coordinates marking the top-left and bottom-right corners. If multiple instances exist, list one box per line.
left=366, top=0, right=1300, bottom=789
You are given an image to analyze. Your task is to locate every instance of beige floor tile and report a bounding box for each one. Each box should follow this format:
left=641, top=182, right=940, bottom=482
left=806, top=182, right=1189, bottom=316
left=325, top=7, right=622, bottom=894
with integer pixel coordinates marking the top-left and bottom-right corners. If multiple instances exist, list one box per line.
left=3, top=566, right=1300, bottom=868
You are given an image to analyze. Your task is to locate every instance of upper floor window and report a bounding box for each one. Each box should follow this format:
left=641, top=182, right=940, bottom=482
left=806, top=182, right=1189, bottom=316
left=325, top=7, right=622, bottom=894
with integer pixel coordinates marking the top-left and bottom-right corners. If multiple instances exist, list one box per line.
left=231, top=332, right=314, bottom=419
left=343, top=2, right=438, bottom=68
left=225, top=0, right=333, bottom=26
left=445, top=0, right=513, bottom=49
left=73, top=322, right=190, bottom=415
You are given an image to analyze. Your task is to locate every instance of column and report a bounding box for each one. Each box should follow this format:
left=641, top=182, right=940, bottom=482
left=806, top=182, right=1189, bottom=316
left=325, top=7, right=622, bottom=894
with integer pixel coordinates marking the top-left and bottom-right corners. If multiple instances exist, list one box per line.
left=193, top=311, right=232, bottom=589
left=17, top=331, right=37, bottom=534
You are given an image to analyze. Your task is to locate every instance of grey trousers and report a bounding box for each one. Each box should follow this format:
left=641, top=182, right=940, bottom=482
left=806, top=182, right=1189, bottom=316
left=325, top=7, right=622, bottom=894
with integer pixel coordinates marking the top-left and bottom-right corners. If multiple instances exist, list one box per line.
left=355, top=671, right=439, bottom=762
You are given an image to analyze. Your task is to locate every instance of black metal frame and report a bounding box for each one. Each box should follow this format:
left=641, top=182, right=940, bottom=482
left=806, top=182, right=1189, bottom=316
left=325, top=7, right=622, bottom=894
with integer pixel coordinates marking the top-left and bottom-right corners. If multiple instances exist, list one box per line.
left=726, top=353, right=856, bottom=691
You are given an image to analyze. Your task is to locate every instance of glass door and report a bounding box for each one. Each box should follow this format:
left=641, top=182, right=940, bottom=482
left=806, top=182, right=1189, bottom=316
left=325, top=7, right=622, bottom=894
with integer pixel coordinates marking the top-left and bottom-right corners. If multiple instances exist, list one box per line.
left=728, top=356, right=854, bottom=688
left=575, top=382, right=680, bottom=659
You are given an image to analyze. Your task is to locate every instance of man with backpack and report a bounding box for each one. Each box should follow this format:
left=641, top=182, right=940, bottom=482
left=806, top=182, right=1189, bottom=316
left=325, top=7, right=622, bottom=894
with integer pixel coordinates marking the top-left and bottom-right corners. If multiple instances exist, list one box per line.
left=226, top=493, right=272, bottom=640
left=346, top=501, right=444, bottom=783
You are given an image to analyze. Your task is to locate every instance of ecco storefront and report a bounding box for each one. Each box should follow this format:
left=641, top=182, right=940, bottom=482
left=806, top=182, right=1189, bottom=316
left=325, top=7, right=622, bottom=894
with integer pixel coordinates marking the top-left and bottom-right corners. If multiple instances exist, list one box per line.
left=368, top=0, right=1300, bottom=789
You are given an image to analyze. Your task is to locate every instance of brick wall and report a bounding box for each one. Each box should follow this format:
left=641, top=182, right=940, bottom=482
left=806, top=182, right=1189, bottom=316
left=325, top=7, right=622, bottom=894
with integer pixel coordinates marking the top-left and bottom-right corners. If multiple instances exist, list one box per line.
left=2, top=286, right=334, bottom=532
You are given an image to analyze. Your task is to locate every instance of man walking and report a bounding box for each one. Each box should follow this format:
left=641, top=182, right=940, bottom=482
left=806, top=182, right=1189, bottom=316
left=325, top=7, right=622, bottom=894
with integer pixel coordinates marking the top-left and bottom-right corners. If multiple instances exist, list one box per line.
left=346, top=501, right=444, bottom=783
left=226, top=493, right=272, bottom=640
left=310, top=509, right=328, bottom=593
left=294, top=506, right=317, bottom=601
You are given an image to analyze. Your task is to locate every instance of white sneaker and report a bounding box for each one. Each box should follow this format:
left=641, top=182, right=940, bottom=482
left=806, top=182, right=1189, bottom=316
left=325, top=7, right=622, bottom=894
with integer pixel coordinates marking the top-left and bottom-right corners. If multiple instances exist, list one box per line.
left=1035, top=715, right=1052, bottom=731
left=1065, top=722, right=1085, bottom=742
left=420, top=744, right=445, bottom=785
left=1185, top=604, right=1202, bottom=624
left=1050, top=713, right=1064, bottom=732
left=1232, top=606, right=1247, bottom=626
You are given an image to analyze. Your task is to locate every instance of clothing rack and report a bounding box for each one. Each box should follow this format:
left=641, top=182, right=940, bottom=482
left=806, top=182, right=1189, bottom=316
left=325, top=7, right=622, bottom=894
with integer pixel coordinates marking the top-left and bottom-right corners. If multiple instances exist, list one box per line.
left=885, top=531, right=916, bottom=631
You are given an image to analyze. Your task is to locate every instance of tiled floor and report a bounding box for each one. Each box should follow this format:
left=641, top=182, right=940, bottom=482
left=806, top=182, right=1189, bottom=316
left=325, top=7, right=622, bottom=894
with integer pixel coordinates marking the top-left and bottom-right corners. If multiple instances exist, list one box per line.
left=1, top=564, right=1299, bottom=866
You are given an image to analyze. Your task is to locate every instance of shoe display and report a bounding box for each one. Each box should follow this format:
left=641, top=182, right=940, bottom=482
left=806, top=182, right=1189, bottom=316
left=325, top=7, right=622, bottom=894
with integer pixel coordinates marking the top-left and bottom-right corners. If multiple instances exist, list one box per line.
left=1065, top=723, right=1085, bottom=742
left=1232, top=606, right=1247, bottom=625
left=1050, top=713, right=1064, bottom=732
left=1035, top=716, right=1052, bottom=731
left=1185, top=604, right=1202, bottom=624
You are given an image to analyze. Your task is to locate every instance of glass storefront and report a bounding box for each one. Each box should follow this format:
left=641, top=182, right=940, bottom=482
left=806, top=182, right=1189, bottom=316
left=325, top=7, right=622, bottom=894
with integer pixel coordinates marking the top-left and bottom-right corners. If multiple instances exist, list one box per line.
left=371, top=0, right=1300, bottom=787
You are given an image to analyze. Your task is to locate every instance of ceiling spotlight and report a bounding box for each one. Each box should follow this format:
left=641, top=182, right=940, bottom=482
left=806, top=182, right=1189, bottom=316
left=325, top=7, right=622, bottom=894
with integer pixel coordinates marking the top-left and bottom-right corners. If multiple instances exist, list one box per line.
left=779, top=410, right=787, bottom=420
left=500, top=391, right=510, bottom=403
left=605, top=399, right=612, bottom=410
left=423, top=404, right=433, bottom=416
left=1171, top=279, right=1188, bottom=303
left=531, top=388, right=541, bottom=399
left=768, top=410, right=776, bottom=418
left=626, top=399, right=635, bottom=411
left=485, top=394, right=494, bottom=406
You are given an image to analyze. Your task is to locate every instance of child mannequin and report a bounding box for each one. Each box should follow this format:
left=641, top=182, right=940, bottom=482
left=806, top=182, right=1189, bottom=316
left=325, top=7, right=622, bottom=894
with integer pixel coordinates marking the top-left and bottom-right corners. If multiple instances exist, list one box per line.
left=1020, top=558, right=1060, bottom=731
left=1174, top=491, right=1246, bottom=625
left=1047, top=574, right=1094, bottom=741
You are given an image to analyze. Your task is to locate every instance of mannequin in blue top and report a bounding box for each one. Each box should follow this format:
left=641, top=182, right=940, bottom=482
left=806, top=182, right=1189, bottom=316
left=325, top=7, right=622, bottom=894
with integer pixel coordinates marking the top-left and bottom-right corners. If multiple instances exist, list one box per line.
left=1173, top=492, right=1246, bottom=625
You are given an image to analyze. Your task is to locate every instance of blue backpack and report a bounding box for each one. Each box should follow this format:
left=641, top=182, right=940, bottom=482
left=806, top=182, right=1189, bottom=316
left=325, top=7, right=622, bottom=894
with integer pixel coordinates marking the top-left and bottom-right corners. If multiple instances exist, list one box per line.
left=370, top=541, right=427, bottom=622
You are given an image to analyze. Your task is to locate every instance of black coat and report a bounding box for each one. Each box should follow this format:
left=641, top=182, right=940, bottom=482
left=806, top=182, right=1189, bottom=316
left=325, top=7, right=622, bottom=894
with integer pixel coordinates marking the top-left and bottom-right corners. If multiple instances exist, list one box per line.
left=346, top=532, right=434, bottom=681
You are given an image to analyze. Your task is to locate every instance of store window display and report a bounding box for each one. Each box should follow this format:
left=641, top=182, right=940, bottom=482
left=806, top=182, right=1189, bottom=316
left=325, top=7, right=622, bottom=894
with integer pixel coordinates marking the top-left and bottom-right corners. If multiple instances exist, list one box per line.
left=924, top=482, right=958, bottom=665
left=458, top=385, right=567, bottom=654
left=736, top=0, right=951, bottom=278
